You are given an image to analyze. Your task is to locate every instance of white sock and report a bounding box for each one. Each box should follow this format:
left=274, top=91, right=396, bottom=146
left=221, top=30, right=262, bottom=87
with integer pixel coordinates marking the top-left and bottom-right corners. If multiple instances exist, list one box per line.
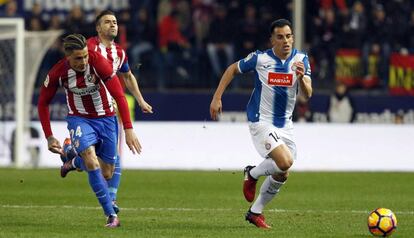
left=250, top=176, right=285, bottom=214
left=249, top=158, right=283, bottom=179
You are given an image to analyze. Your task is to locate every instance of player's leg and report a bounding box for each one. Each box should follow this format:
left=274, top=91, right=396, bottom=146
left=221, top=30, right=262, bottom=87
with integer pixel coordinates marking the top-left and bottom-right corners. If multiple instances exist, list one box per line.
left=245, top=147, right=291, bottom=229
left=95, top=116, right=122, bottom=217
left=245, top=171, right=287, bottom=229
left=245, top=150, right=291, bottom=229
left=105, top=118, right=123, bottom=213
left=244, top=123, right=293, bottom=228
left=59, top=127, right=122, bottom=214
left=67, top=116, right=119, bottom=227
left=249, top=143, right=292, bottom=178
left=250, top=133, right=296, bottom=211
left=107, top=155, right=121, bottom=213
left=244, top=123, right=292, bottom=202
left=80, top=146, right=119, bottom=227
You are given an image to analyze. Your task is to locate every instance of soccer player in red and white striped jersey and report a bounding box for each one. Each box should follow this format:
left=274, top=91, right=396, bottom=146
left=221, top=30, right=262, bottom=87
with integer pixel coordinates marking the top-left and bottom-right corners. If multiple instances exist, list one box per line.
left=87, top=10, right=152, bottom=114
left=89, top=9, right=153, bottom=213
left=59, top=10, right=152, bottom=215
left=38, top=34, right=141, bottom=227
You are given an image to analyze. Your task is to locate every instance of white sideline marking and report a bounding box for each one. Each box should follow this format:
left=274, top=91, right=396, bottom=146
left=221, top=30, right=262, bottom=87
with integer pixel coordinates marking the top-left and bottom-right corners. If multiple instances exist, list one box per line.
left=1, top=204, right=413, bottom=215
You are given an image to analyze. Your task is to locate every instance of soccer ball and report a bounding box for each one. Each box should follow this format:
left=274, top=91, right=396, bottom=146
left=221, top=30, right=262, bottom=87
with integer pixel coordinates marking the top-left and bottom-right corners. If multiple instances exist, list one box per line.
left=367, top=208, right=397, bottom=237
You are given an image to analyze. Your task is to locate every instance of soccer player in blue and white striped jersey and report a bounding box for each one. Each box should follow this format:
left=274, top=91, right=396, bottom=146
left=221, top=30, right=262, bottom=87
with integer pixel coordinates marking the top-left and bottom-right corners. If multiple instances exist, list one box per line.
left=210, top=19, right=312, bottom=229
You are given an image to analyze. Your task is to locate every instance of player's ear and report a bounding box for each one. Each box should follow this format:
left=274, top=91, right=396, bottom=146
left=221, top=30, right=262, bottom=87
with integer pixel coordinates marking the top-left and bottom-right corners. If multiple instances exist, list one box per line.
left=96, top=25, right=100, bottom=33
left=269, top=35, right=275, bottom=45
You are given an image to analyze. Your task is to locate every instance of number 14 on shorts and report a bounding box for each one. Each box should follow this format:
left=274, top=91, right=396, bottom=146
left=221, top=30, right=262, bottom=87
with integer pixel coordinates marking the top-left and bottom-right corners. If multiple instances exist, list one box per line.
left=70, top=126, right=83, bottom=139
left=269, top=131, right=280, bottom=142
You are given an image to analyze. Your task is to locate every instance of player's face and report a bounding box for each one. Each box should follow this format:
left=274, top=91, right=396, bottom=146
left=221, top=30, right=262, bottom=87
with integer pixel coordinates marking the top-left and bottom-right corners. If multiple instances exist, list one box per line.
left=68, top=47, right=89, bottom=72
left=97, top=15, right=118, bottom=40
left=271, top=25, right=294, bottom=59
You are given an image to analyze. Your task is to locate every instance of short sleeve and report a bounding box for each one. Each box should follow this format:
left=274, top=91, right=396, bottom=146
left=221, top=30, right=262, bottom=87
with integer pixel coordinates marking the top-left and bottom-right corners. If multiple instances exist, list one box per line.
left=303, top=54, right=312, bottom=77
left=238, top=51, right=259, bottom=73
left=118, top=60, right=130, bottom=73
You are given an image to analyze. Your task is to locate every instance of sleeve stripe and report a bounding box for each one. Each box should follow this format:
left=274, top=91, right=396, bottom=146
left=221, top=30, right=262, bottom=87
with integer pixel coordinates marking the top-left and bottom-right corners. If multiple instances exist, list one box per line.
left=237, top=61, right=242, bottom=73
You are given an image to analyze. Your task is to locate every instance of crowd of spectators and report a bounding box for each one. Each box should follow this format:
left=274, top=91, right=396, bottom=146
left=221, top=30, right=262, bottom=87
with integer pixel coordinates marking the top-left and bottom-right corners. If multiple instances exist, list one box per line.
left=1, top=0, right=413, bottom=92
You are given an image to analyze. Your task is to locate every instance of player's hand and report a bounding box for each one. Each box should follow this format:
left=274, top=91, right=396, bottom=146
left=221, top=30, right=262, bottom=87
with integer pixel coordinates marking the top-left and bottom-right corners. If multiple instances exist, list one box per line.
left=47, top=136, right=64, bottom=155
left=293, top=61, right=305, bottom=79
left=138, top=100, right=153, bottom=113
left=210, top=97, right=222, bottom=121
left=124, top=128, right=142, bottom=154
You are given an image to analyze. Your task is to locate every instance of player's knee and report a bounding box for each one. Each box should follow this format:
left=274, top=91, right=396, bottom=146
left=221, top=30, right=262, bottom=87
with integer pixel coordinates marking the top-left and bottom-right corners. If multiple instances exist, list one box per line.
left=83, top=160, right=100, bottom=170
left=102, top=170, right=113, bottom=180
left=272, top=171, right=289, bottom=182
left=80, top=147, right=100, bottom=170
left=275, top=154, right=293, bottom=171
left=270, top=145, right=293, bottom=171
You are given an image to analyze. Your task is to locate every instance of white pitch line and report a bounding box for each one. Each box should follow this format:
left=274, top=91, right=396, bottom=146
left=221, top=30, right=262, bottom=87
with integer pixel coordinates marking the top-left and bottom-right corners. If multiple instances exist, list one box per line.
left=1, top=204, right=413, bottom=215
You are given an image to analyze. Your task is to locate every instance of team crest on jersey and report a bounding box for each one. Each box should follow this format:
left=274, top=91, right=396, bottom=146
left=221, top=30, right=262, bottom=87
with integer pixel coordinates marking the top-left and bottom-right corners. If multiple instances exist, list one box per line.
left=85, top=74, right=96, bottom=84
left=268, top=72, right=293, bottom=87
left=44, top=75, right=50, bottom=87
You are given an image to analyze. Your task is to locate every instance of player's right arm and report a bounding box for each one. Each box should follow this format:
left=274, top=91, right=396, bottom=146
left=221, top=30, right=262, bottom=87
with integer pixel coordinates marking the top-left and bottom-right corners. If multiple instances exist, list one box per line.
left=37, top=72, right=63, bottom=155
left=210, top=62, right=239, bottom=120
left=210, top=51, right=258, bottom=120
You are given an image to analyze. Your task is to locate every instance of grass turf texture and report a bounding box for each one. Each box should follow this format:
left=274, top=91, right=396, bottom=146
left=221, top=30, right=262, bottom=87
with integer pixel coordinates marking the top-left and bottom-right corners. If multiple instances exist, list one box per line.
left=0, top=169, right=413, bottom=237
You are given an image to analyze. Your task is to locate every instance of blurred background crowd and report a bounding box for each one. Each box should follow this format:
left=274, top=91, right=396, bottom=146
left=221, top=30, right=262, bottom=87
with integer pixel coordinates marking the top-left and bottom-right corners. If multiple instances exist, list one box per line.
left=2, top=0, right=413, bottom=91
left=1, top=0, right=413, bottom=124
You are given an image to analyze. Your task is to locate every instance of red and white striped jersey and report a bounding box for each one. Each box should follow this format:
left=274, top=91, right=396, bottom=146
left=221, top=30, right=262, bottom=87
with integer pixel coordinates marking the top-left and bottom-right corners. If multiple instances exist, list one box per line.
left=44, top=50, right=116, bottom=118
left=87, top=36, right=129, bottom=73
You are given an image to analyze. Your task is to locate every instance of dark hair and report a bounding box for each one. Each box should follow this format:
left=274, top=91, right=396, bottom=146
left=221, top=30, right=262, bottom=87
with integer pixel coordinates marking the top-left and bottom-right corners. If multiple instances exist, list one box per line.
left=95, top=10, right=116, bottom=25
left=63, top=34, right=86, bottom=54
left=269, top=19, right=292, bottom=35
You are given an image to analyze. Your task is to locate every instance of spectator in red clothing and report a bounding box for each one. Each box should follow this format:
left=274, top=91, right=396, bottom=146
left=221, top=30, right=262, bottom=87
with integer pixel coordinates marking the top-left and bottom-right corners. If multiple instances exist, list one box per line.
left=158, top=10, right=190, bottom=52
left=319, top=0, right=348, bottom=13
left=156, top=10, right=192, bottom=90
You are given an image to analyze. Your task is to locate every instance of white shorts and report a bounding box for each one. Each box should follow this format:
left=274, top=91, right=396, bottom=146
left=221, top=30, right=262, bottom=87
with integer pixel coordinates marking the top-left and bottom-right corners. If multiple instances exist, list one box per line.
left=248, top=121, right=297, bottom=160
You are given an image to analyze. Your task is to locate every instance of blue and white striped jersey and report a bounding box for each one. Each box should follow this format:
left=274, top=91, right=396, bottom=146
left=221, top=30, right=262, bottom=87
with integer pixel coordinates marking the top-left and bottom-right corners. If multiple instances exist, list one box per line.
left=238, top=48, right=311, bottom=128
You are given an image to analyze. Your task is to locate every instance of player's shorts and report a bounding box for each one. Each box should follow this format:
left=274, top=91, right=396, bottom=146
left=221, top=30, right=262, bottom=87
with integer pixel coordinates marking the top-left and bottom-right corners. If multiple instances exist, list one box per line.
left=248, top=121, right=297, bottom=160
left=66, top=115, right=118, bottom=165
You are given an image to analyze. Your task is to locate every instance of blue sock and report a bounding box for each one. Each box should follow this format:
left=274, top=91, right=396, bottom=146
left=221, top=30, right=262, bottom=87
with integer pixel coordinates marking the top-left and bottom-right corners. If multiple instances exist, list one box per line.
left=73, top=156, right=87, bottom=171
left=87, top=168, right=115, bottom=216
left=107, top=155, right=121, bottom=201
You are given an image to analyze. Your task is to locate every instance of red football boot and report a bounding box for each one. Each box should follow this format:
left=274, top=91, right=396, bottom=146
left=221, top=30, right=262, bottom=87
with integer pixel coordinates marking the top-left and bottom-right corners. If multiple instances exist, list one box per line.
left=245, top=210, right=271, bottom=229
left=243, top=165, right=257, bottom=202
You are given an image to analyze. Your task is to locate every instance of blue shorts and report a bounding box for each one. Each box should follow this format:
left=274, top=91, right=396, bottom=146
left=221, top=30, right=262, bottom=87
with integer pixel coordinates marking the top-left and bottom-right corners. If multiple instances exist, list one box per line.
left=66, top=115, right=119, bottom=164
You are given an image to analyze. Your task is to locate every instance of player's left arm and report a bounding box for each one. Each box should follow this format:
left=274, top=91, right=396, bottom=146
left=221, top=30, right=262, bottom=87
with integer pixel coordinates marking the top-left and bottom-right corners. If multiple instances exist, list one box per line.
left=119, top=70, right=153, bottom=113
left=295, top=55, right=312, bottom=100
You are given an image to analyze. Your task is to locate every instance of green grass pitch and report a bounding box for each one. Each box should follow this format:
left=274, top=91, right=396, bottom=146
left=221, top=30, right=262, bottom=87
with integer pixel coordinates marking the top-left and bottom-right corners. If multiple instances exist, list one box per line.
left=0, top=169, right=413, bottom=237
